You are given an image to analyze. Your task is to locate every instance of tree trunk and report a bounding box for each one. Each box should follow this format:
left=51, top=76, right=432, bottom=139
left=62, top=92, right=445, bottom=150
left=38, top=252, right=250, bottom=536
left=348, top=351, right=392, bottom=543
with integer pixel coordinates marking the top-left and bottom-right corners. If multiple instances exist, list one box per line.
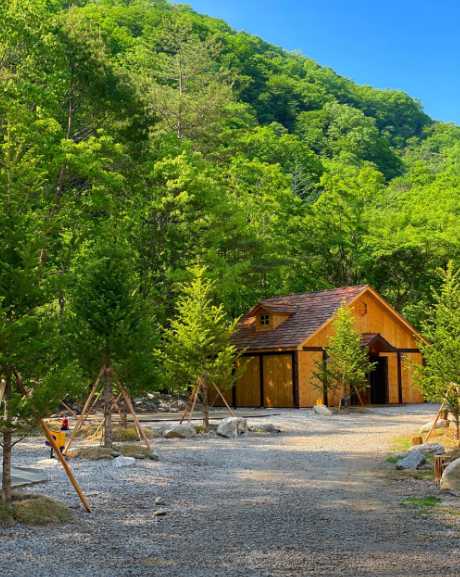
left=201, top=378, right=209, bottom=433
left=103, top=367, right=113, bottom=449
left=2, top=430, right=13, bottom=504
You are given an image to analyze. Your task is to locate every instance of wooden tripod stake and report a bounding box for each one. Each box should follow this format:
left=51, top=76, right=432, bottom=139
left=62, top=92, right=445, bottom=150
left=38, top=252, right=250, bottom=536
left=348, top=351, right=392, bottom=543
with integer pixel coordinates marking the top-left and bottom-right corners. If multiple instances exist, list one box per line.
left=40, top=419, right=91, bottom=513
left=180, top=381, right=236, bottom=425
left=64, top=367, right=152, bottom=454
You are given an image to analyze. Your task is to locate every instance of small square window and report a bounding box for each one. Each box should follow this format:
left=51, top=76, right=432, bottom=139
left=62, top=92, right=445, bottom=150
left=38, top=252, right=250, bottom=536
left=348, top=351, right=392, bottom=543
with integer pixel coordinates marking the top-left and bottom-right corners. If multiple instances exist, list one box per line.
left=260, top=314, right=270, bottom=326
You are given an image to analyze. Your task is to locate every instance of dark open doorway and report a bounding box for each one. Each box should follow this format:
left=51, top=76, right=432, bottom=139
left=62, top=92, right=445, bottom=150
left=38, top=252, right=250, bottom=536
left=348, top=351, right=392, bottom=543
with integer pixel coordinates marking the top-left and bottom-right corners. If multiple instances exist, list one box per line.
left=369, top=355, right=388, bottom=404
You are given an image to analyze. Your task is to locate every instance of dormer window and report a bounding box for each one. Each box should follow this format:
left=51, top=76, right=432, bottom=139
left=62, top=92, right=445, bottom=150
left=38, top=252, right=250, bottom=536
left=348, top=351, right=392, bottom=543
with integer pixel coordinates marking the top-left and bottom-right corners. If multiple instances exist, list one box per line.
left=260, top=314, right=270, bottom=326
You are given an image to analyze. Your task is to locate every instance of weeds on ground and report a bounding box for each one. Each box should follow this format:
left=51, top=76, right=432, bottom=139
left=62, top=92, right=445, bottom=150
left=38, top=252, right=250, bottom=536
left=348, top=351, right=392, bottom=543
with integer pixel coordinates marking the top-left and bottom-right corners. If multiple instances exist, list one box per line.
left=401, top=496, right=441, bottom=508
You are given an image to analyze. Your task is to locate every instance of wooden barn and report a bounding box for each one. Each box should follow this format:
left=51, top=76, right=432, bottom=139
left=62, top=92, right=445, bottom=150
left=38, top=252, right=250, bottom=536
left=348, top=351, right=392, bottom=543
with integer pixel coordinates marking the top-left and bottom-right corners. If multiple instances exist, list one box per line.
left=226, top=285, right=424, bottom=408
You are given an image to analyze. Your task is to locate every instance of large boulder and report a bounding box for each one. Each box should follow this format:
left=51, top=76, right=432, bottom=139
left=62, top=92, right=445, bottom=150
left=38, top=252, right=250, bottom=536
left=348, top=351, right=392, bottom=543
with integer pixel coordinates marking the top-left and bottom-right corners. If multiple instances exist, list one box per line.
left=313, top=404, right=332, bottom=416
left=162, top=423, right=196, bottom=439
left=440, top=458, right=460, bottom=495
left=396, top=449, right=426, bottom=470
left=419, top=419, right=450, bottom=434
left=217, top=417, right=247, bottom=439
left=416, top=443, right=445, bottom=456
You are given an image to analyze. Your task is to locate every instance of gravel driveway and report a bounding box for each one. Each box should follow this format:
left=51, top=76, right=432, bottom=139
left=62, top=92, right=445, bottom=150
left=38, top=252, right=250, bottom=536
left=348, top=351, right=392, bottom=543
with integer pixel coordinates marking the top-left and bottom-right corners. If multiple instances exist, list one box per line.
left=1, top=404, right=459, bottom=577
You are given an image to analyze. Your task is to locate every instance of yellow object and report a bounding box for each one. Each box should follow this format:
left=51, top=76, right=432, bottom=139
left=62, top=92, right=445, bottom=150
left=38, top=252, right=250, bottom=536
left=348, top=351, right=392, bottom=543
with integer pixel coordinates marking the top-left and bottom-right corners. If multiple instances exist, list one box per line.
left=315, top=399, right=323, bottom=406
left=47, top=430, right=67, bottom=448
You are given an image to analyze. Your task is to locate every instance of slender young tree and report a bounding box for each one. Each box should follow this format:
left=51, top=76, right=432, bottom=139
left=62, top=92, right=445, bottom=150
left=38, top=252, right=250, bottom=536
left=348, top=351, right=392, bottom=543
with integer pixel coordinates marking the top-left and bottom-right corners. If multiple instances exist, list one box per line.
left=162, top=266, right=239, bottom=432
left=324, top=303, right=375, bottom=406
left=68, top=235, right=158, bottom=448
left=416, top=263, right=460, bottom=443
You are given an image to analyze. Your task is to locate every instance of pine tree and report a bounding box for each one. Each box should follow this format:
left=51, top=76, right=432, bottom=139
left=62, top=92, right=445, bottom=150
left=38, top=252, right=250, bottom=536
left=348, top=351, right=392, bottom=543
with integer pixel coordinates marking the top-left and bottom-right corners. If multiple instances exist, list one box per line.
left=162, top=266, right=239, bottom=432
left=68, top=234, right=159, bottom=448
left=417, top=263, right=460, bottom=443
left=325, top=303, right=375, bottom=405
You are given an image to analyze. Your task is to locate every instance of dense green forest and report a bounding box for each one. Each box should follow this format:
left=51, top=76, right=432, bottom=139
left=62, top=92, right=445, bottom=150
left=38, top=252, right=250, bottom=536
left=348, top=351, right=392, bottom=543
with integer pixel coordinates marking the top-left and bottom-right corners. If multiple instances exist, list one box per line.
left=2, top=0, right=460, bottom=344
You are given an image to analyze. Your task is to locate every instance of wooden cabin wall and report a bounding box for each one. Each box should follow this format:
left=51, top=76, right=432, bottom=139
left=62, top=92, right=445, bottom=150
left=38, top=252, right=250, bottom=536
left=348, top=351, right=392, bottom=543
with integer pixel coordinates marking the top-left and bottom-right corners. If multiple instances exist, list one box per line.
left=298, top=350, right=323, bottom=407
left=303, top=291, right=424, bottom=405
left=379, top=352, right=400, bottom=404
left=402, top=352, right=424, bottom=403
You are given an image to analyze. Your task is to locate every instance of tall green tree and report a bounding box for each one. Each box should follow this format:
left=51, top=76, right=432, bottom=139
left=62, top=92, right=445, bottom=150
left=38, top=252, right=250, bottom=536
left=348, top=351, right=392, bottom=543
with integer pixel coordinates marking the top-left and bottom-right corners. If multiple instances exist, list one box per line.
left=416, top=263, right=460, bottom=443
left=162, top=266, right=239, bottom=432
left=68, top=235, right=158, bottom=448
left=324, top=303, right=375, bottom=406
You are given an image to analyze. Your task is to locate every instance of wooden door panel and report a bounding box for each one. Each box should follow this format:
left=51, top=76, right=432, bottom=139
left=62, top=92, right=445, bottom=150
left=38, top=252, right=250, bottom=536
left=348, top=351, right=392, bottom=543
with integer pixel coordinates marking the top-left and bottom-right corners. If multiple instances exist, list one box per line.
left=236, top=356, right=261, bottom=407
left=263, top=354, right=293, bottom=408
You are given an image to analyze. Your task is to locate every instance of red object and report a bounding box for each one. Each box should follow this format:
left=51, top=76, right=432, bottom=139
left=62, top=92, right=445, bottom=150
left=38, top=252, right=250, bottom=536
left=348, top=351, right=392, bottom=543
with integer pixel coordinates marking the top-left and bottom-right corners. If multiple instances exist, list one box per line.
left=61, top=417, right=69, bottom=431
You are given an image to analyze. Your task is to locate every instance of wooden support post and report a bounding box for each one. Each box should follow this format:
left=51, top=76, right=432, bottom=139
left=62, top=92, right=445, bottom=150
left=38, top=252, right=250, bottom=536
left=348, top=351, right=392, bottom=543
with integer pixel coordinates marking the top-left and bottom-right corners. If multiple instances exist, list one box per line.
left=187, top=382, right=201, bottom=422
left=64, top=367, right=104, bottom=454
left=120, top=386, right=151, bottom=451
left=180, top=383, right=199, bottom=424
left=212, top=383, right=237, bottom=417
left=423, top=401, right=446, bottom=444
left=40, top=420, right=91, bottom=513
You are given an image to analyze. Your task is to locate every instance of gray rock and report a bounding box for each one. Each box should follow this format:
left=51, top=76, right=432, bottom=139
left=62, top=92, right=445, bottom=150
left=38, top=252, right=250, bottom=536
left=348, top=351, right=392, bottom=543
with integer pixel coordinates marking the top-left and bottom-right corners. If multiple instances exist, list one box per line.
left=162, top=423, right=196, bottom=439
left=416, top=443, right=445, bottom=456
left=155, top=496, right=166, bottom=506
left=248, top=423, right=281, bottom=434
left=396, top=449, right=426, bottom=470
left=419, top=419, right=450, bottom=433
left=112, top=456, right=136, bottom=468
left=313, top=404, right=333, bottom=416
left=217, top=417, right=248, bottom=438
left=440, top=457, right=460, bottom=495
left=148, top=450, right=160, bottom=461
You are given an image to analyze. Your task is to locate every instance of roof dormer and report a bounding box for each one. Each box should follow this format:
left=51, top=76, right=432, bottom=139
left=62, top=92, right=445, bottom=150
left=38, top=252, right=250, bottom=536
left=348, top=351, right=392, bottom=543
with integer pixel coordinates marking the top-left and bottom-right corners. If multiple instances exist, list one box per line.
left=253, top=303, right=296, bottom=332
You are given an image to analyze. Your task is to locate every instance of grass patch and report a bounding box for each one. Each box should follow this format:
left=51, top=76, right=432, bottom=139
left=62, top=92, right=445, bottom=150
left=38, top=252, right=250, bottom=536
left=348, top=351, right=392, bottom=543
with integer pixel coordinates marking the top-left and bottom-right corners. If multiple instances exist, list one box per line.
left=68, top=446, right=117, bottom=460
left=115, top=444, right=156, bottom=459
left=74, top=424, right=156, bottom=442
left=385, top=455, right=400, bottom=464
left=401, top=496, right=441, bottom=508
left=0, top=495, right=72, bottom=526
left=390, top=435, right=412, bottom=453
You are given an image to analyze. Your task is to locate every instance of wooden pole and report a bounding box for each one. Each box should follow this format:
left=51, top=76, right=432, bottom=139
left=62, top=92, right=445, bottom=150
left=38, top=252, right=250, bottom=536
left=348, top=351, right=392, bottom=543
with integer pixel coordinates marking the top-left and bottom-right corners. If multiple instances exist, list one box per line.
left=180, top=383, right=200, bottom=423
left=212, top=383, right=237, bottom=417
left=64, top=366, right=104, bottom=454
left=120, top=386, right=151, bottom=451
left=180, top=384, right=196, bottom=423
left=40, top=420, right=91, bottom=513
left=424, top=401, right=446, bottom=444
left=187, top=381, right=201, bottom=422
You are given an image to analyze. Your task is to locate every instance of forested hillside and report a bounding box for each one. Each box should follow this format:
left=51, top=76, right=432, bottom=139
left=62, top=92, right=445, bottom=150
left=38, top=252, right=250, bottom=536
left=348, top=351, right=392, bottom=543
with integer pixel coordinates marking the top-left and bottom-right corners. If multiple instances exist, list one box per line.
left=2, top=0, right=460, bottom=338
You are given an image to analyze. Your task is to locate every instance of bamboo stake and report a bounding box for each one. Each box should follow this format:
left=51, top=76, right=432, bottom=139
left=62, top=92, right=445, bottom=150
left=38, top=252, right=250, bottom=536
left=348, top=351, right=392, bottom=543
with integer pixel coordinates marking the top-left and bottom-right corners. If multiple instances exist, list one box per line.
left=212, top=383, right=237, bottom=417
left=180, top=383, right=199, bottom=423
left=40, top=419, right=91, bottom=513
left=120, top=386, right=151, bottom=451
left=61, top=401, right=78, bottom=418
left=423, top=401, right=446, bottom=444
left=187, top=382, right=201, bottom=421
left=64, top=366, right=104, bottom=453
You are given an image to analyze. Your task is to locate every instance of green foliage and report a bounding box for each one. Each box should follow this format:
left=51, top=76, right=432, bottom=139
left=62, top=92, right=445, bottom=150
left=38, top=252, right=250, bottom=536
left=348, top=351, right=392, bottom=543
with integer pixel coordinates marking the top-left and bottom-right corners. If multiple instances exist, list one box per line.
left=162, top=266, right=239, bottom=394
left=416, top=263, right=460, bottom=440
left=324, top=304, right=376, bottom=401
left=68, top=234, right=158, bottom=391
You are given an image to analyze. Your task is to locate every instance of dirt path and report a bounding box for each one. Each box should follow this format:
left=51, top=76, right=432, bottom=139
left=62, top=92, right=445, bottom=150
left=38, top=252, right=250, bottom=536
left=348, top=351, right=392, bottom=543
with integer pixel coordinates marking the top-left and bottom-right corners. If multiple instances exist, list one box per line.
left=2, top=405, right=459, bottom=576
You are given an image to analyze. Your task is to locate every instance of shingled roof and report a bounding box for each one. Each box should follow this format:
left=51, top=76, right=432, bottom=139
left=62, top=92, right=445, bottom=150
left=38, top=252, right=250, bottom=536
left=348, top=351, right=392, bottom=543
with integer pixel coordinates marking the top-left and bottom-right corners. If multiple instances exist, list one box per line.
left=232, top=285, right=368, bottom=351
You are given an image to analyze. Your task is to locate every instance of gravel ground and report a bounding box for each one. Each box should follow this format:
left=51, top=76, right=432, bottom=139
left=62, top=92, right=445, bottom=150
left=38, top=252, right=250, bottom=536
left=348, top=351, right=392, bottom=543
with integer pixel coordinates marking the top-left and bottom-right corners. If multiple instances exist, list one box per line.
left=1, top=404, right=460, bottom=577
